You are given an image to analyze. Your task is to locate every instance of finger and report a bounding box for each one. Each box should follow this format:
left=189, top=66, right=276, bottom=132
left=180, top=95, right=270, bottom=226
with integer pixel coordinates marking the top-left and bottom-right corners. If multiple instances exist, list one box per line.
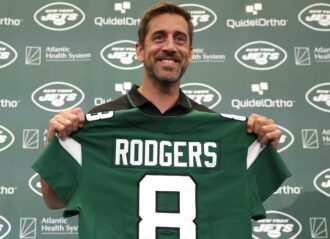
left=259, top=127, right=282, bottom=147
left=247, top=114, right=258, bottom=133
left=247, top=114, right=267, bottom=134
left=49, top=114, right=74, bottom=139
left=71, top=107, right=85, bottom=128
left=58, top=110, right=83, bottom=133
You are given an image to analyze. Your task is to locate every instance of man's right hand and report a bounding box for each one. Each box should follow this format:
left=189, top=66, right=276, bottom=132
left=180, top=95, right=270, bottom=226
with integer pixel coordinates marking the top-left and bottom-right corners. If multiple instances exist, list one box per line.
left=47, top=107, right=85, bottom=142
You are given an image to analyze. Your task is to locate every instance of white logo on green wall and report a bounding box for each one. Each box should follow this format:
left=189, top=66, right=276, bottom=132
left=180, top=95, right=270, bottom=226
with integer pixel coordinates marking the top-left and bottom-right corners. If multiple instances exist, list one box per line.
left=0, top=41, right=17, bottom=69
left=277, top=125, right=294, bottom=153
left=306, top=82, right=330, bottom=113
left=29, top=173, right=42, bottom=197
left=181, top=83, right=221, bottom=109
left=252, top=211, right=302, bottom=239
left=34, top=2, right=85, bottom=31
left=298, top=3, right=330, bottom=32
left=31, top=82, right=85, bottom=112
left=235, top=41, right=287, bottom=70
left=180, top=3, right=217, bottom=32
left=0, top=126, right=14, bottom=152
left=314, top=168, right=330, bottom=197
left=0, top=215, right=11, bottom=239
left=101, top=40, right=142, bottom=70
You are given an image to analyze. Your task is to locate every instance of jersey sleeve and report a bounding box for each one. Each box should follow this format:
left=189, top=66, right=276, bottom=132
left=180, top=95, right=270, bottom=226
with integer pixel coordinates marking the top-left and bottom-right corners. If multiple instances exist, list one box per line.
left=247, top=141, right=291, bottom=220
left=32, top=136, right=82, bottom=207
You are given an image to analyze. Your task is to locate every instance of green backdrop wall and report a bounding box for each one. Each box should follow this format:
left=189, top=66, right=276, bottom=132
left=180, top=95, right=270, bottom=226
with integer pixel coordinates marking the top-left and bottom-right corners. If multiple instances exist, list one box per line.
left=0, top=0, right=329, bottom=238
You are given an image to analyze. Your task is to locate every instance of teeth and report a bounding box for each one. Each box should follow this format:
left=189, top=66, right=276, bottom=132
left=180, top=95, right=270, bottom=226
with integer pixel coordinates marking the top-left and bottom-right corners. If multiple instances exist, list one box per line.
left=161, top=59, right=175, bottom=63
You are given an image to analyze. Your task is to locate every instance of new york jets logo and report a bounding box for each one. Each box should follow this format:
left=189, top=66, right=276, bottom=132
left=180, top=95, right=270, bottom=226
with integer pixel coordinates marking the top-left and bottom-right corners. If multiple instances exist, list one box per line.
left=314, top=168, right=330, bottom=197
left=31, top=82, right=85, bottom=112
left=253, top=211, right=302, bottom=239
left=0, top=215, right=11, bottom=239
left=305, top=82, right=330, bottom=113
left=34, top=2, right=85, bottom=31
left=277, top=125, right=294, bottom=153
left=179, top=3, right=217, bottom=32
left=0, top=125, right=14, bottom=152
left=29, top=173, right=42, bottom=196
left=0, top=41, right=17, bottom=69
left=181, top=83, right=221, bottom=109
left=235, top=41, right=287, bottom=70
left=100, top=40, right=142, bottom=70
left=298, top=3, right=330, bottom=31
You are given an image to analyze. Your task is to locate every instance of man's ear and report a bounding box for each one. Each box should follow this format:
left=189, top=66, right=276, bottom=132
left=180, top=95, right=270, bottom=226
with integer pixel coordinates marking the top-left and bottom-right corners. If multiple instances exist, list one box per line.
left=135, top=42, right=144, bottom=61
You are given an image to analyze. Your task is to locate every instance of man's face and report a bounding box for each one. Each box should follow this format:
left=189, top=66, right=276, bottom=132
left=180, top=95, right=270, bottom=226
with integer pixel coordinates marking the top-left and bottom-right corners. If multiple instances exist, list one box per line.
left=136, top=13, right=192, bottom=84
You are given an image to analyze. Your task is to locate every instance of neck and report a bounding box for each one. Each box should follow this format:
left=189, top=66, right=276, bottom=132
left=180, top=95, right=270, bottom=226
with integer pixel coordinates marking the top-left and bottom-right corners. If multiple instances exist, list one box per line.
left=138, top=78, right=180, bottom=114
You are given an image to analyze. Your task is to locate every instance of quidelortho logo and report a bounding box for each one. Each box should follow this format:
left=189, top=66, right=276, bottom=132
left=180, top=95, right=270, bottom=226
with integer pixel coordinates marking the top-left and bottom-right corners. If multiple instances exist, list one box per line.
left=179, top=3, right=217, bottom=32
left=114, top=2, right=131, bottom=14
left=235, top=41, right=287, bottom=70
left=305, top=83, right=330, bottom=113
left=298, top=3, right=330, bottom=32
left=181, top=83, right=221, bottom=109
left=314, top=168, right=330, bottom=197
left=0, top=41, right=17, bottom=69
left=94, top=1, right=140, bottom=27
left=0, top=17, right=22, bottom=26
left=227, top=3, right=288, bottom=29
left=29, top=173, right=42, bottom=197
left=34, top=2, right=85, bottom=31
left=31, top=82, right=84, bottom=112
left=253, top=211, right=302, bottom=239
left=277, top=125, right=294, bottom=153
left=0, top=126, right=14, bottom=152
left=100, top=40, right=142, bottom=70
left=0, top=215, right=11, bottom=239
left=231, top=82, right=295, bottom=110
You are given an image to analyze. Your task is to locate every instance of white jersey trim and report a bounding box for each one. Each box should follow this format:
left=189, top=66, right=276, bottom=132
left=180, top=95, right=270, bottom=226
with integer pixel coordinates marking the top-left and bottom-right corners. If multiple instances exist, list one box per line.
left=246, top=140, right=265, bottom=169
left=58, top=136, right=82, bottom=166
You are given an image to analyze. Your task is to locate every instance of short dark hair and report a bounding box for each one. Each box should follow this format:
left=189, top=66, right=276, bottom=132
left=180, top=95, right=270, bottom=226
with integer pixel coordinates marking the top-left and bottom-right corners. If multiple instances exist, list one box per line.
left=138, top=2, right=193, bottom=47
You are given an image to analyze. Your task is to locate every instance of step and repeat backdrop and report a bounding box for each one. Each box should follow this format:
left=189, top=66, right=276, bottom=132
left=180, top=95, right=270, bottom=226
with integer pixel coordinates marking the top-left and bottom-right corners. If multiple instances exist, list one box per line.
left=0, top=0, right=329, bottom=238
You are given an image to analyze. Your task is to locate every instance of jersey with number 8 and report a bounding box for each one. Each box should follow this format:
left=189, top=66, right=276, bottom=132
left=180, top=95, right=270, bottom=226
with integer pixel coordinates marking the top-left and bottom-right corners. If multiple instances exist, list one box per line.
left=33, top=108, right=290, bottom=239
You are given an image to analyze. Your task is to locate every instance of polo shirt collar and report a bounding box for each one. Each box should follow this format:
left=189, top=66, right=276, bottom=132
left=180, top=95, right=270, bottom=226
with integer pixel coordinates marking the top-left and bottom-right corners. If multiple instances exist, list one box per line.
left=127, top=84, right=192, bottom=111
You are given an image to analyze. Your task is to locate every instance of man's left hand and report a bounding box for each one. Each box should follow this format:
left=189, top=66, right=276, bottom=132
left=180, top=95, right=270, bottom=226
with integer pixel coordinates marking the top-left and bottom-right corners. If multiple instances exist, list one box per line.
left=247, top=113, right=281, bottom=148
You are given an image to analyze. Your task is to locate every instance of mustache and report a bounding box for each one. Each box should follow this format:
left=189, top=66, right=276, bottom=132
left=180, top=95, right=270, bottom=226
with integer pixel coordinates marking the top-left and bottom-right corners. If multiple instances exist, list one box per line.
left=156, top=52, right=182, bottom=62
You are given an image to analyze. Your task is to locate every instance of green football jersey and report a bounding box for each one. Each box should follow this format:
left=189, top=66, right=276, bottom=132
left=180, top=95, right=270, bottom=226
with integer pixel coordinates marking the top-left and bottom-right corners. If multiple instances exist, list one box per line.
left=33, top=108, right=290, bottom=239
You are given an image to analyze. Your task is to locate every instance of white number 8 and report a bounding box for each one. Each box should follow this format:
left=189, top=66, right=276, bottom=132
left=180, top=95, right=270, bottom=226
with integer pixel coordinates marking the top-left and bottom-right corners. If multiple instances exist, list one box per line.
left=139, top=175, right=196, bottom=239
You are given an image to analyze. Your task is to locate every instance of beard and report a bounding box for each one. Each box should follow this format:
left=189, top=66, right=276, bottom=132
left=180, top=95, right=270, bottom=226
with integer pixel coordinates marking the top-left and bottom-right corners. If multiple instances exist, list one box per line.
left=143, top=54, right=188, bottom=84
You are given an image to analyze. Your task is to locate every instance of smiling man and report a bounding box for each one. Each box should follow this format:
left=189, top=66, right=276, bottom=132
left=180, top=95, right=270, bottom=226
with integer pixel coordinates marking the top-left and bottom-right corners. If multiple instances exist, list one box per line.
left=34, top=2, right=289, bottom=239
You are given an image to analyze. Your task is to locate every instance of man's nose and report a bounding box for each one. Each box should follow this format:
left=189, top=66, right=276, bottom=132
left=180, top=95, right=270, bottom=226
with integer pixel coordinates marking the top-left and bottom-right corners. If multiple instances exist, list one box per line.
left=162, top=38, right=176, bottom=53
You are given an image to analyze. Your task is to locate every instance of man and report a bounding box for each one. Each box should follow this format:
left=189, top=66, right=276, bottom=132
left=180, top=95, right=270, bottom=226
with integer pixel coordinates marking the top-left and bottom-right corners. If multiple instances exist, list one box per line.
left=34, top=2, right=289, bottom=238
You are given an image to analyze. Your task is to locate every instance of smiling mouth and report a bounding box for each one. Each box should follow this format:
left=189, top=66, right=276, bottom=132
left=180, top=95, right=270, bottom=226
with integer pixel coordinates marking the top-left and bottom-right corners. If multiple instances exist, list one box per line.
left=160, top=59, right=177, bottom=64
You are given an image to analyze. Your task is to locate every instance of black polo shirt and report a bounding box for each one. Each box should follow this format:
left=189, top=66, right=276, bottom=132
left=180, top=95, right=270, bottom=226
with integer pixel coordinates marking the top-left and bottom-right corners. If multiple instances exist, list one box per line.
left=89, top=85, right=213, bottom=115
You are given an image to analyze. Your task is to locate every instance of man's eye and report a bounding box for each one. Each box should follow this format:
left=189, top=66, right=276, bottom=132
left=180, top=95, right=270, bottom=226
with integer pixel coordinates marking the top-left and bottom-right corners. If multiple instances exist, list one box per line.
left=176, top=36, right=186, bottom=43
left=153, top=35, right=163, bottom=42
